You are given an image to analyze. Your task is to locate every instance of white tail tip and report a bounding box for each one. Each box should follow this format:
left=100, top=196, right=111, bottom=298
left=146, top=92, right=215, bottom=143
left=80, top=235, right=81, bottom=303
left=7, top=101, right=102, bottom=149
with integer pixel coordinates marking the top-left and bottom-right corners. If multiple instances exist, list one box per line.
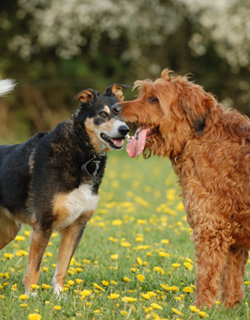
left=0, top=79, right=16, bottom=97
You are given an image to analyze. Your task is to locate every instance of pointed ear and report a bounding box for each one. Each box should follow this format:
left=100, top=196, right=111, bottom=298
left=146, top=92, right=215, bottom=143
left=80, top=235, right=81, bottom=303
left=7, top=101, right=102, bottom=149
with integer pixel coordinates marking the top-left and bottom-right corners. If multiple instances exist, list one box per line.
left=104, top=83, right=129, bottom=101
left=73, top=89, right=96, bottom=104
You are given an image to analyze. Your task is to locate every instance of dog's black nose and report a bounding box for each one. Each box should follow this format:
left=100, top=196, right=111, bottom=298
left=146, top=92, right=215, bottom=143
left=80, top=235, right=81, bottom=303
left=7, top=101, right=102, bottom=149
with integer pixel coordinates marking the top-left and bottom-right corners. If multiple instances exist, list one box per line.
left=119, top=125, right=129, bottom=137
left=112, top=104, right=122, bottom=116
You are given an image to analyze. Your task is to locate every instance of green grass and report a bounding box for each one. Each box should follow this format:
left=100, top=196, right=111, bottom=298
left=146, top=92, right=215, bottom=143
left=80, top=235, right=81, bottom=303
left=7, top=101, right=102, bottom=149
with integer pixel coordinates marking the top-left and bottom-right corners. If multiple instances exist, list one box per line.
left=0, top=150, right=250, bottom=319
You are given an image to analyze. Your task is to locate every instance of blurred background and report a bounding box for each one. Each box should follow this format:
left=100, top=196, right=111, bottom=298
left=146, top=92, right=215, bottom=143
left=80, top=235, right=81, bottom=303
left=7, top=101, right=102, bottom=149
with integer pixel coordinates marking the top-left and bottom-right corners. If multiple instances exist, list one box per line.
left=0, top=0, right=250, bottom=143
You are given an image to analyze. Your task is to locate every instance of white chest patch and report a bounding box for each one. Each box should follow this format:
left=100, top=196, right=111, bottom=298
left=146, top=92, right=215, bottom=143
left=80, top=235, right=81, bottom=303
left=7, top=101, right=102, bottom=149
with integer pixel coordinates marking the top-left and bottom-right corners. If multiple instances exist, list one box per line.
left=61, top=184, right=98, bottom=229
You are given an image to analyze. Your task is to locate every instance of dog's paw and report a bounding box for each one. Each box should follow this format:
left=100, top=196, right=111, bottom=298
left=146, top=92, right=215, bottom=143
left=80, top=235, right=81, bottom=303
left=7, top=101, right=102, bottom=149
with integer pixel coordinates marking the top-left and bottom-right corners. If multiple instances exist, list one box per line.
left=53, top=283, right=63, bottom=295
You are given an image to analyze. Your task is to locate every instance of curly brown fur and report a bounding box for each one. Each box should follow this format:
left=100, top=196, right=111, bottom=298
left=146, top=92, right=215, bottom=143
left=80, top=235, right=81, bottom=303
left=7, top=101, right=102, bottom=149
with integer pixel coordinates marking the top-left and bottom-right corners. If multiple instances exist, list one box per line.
left=115, top=69, right=250, bottom=308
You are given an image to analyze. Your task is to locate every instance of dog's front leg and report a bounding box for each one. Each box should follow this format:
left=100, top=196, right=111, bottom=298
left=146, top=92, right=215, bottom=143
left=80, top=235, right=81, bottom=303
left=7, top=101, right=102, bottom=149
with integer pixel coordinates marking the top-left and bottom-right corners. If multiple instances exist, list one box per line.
left=23, top=227, right=52, bottom=294
left=52, top=212, right=93, bottom=295
left=193, top=226, right=231, bottom=308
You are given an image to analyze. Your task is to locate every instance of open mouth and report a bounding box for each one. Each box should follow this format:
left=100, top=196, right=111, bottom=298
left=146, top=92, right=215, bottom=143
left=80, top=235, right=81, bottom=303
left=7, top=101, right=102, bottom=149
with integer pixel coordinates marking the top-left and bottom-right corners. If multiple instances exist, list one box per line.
left=126, top=125, right=159, bottom=158
left=100, top=133, right=125, bottom=149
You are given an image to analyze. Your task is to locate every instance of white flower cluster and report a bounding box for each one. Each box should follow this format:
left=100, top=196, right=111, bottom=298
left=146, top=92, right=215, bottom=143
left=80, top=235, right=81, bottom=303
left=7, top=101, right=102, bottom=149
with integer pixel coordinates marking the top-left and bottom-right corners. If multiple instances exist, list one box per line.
left=184, top=0, right=250, bottom=70
left=6, top=0, right=250, bottom=69
left=12, top=0, right=181, bottom=61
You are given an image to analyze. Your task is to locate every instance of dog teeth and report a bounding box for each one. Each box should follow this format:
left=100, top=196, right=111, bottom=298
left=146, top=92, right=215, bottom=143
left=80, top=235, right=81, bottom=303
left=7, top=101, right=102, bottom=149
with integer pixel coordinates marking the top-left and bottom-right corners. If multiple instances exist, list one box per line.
left=127, top=135, right=133, bottom=141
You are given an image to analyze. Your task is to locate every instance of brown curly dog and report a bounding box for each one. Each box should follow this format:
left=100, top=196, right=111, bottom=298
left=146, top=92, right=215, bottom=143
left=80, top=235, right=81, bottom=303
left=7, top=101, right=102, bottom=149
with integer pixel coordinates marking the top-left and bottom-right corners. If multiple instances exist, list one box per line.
left=112, top=69, right=250, bottom=309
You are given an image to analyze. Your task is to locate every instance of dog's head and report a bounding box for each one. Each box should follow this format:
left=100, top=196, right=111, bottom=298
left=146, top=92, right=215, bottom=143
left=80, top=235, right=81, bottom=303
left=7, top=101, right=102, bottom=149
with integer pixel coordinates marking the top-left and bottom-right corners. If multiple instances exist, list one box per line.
left=72, top=84, right=129, bottom=153
left=112, top=69, right=216, bottom=159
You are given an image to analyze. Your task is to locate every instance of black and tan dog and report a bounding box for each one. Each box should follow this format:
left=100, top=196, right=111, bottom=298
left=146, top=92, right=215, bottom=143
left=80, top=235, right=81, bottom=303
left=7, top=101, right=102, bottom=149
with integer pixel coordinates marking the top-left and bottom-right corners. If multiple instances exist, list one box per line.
left=0, top=82, right=129, bottom=294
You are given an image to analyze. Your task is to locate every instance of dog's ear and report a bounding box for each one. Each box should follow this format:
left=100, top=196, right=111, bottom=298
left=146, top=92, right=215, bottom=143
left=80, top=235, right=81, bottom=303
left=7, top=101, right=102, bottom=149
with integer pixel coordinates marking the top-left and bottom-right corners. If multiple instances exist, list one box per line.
left=73, top=89, right=96, bottom=104
left=104, top=84, right=129, bottom=101
left=178, top=86, right=216, bottom=133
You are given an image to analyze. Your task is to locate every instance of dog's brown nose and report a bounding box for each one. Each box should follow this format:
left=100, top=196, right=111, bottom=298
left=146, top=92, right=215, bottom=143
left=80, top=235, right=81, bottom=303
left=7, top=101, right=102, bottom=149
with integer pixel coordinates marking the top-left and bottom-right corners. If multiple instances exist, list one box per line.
left=112, top=104, right=122, bottom=116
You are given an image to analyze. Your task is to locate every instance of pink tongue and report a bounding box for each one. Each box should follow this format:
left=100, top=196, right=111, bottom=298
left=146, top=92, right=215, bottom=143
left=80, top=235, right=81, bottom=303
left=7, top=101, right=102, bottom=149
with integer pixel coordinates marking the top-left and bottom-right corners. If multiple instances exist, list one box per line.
left=126, top=127, right=148, bottom=158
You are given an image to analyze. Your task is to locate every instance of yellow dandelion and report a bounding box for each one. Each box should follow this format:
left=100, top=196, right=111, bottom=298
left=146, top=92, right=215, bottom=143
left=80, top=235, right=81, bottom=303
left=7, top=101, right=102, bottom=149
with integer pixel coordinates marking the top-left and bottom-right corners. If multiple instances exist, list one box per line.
left=110, top=254, right=119, bottom=260
left=172, top=263, right=181, bottom=269
left=102, top=280, right=109, bottom=287
left=158, top=252, right=170, bottom=258
left=42, top=284, right=52, bottom=290
left=137, top=274, right=145, bottom=282
left=120, top=241, right=131, bottom=248
left=121, top=296, right=137, bottom=303
left=190, top=305, right=200, bottom=313
left=137, top=219, right=147, bottom=225
left=45, top=252, right=52, bottom=257
left=183, top=286, right=194, bottom=294
left=19, top=294, right=29, bottom=301
left=4, top=253, right=14, bottom=260
left=16, top=250, right=28, bottom=256
left=161, top=239, right=170, bottom=244
left=111, top=280, right=117, bottom=285
left=120, top=311, right=128, bottom=316
left=20, top=303, right=28, bottom=308
left=131, top=268, right=136, bottom=273
left=28, top=314, right=42, bottom=320
left=199, top=311, right=209, bottom=318
left=135, top=236, right=144, bottom=242
left=112, top=219, right=123, bottom=226
left=15, top=235, right=25, bottom=241
left=83, top=259, right=91, bottom=264
left=42, top=267, right=48, bottom=272
left=76, top=279, right=83, bottom=284
left=31, top=284, right=40, bottom=290
left=183, top=262, right=193, bottom=270
left=11, top=284, right=17, bottom=291
left=54, top=306, right=61, bottom=310
left=124, top=277, right=131, bottom=283
left=151, top=303, right=163, bottom=310
left=81, top=289, right=92, bottom=297
left=93, top=283, right=105, bottom=292
left=137, top=257, right=143, bottom=265
left=108, top=293, right=120, bottom=300
left=172, top=308, right=183, bottom=316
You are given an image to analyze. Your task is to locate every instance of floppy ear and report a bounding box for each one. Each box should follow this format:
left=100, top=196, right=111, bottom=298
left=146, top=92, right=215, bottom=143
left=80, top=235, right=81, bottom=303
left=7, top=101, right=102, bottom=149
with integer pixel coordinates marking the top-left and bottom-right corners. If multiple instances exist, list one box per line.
left=104, top=83, right=129, bottom=101
left=178, top=86, right=216, bottom=133
left=73, top=89, right=96, bottom=104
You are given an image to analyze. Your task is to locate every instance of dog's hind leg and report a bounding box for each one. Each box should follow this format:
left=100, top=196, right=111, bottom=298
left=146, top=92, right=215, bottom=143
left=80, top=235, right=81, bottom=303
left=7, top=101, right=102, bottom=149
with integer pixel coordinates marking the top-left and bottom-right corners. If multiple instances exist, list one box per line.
left=52, top=212, right=93, bottom=294
left=193, top=224, right=231, bottom=308
left=23, top=227, right=52, bottom=294
left=221, top=247, right=248, bottom=308
left=0, top=208, right=20, bottom=250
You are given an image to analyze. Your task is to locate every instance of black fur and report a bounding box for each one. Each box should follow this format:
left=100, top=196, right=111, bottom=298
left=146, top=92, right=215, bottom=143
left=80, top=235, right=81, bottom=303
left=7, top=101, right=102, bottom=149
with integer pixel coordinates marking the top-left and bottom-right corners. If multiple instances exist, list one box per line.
left=0, top=83, right=129, bottom=293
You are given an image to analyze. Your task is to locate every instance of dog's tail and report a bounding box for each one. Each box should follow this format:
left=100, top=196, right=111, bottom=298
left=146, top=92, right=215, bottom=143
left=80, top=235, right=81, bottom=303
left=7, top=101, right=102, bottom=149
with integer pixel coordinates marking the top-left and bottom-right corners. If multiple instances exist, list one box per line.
left=0, top=79, right=16, bottom=97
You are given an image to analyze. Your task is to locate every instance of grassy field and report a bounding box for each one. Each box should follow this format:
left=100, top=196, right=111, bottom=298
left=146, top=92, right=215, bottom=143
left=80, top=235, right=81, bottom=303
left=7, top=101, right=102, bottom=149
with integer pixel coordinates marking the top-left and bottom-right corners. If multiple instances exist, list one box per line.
left=0, top=150, right=250, bottom=319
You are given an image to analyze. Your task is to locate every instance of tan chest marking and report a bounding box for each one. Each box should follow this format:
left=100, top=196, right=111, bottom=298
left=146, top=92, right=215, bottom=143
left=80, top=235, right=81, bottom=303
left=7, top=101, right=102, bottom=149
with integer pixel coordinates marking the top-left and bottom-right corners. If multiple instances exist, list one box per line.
left=53, top=184, right=98, bottom=230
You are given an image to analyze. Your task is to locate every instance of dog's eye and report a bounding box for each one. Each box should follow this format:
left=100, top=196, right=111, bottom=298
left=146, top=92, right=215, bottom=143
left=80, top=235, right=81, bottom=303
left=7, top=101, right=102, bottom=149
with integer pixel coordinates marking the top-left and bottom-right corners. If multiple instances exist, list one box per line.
left=99, top=111, right=109, bottom=118
left=148, top=97, right=158, bottom=104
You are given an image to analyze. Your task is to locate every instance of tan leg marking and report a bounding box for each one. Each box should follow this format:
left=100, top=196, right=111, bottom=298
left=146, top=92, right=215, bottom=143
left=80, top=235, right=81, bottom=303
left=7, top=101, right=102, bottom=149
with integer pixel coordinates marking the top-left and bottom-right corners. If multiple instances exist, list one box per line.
left=23, top=228, right=52, bottom=293
left=52, top=211, right=94, bottom=294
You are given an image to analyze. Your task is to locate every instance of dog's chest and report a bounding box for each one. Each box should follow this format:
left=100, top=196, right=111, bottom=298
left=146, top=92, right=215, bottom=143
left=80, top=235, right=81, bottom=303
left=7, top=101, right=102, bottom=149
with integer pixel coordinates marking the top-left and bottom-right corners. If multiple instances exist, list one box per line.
left=56, top=183, right=98, bottom=230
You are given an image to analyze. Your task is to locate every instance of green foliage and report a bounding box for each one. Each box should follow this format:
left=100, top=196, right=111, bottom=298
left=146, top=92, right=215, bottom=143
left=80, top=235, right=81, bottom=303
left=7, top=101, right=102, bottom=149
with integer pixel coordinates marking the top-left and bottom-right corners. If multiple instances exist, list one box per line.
left=0, top=0, right=249, bottom=140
